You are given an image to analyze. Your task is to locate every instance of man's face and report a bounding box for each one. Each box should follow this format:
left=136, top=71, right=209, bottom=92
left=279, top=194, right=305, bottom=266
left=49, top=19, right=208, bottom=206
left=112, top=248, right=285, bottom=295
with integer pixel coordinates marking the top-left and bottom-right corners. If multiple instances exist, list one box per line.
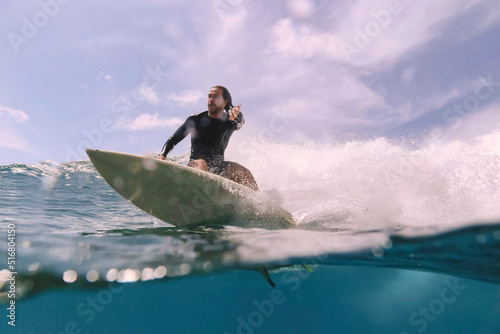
left=207, top=87, right=227, bottom=114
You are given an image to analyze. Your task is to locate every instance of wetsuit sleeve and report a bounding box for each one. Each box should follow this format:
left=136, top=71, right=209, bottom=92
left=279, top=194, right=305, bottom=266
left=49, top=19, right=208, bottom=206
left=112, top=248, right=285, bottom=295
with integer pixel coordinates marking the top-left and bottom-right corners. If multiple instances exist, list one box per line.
left=159, top=117, right=194, bottom=157
left=229, top=111, right=244, bottom=130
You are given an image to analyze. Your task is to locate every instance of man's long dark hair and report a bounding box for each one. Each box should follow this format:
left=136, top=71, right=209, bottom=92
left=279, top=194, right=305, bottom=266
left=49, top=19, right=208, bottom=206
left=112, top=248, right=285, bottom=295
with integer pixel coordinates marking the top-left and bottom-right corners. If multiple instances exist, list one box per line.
left=212, top=85, right=233, bottom=111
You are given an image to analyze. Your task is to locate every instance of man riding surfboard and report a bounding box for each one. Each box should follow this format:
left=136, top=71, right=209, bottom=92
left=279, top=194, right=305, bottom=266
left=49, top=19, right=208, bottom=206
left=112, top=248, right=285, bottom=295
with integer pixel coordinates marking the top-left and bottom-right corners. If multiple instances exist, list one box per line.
left=157, top=85, right=259, bottom=191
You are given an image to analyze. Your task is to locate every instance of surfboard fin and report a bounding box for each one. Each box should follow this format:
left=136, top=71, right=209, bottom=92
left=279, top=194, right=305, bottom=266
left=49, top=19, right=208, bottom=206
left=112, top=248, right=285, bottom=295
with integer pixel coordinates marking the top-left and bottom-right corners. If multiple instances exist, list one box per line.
left=302, top=264, right=313, bottom=272
left=258, top=267, right=276, bottom=288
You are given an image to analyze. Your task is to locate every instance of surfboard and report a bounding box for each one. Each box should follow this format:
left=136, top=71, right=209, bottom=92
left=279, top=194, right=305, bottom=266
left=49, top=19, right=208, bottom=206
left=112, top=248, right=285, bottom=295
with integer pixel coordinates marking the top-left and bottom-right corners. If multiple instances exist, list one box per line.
left=86, top=149, right=295, bottom=229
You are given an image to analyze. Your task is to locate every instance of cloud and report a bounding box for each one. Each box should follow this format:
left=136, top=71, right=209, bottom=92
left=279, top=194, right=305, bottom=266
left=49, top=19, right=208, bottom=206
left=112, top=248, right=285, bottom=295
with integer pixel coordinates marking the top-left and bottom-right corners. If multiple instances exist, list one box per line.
left=0, top=129, right=37, bottom=154
left=137, top=84, right=160, bottom=105
left=95, top=71, right=112, bottom=83
left=438, top=102, right=500, bottom=145
left=117, top=113, right=183, bottom=131
left=253, top=0, right=500, bottom=138
left=397, top=73, right=500, bottom=131
left=3, top=0, right=496, bottom=167
left=267, top=0, right=500, bottom=68
left=165, top=90, right=204, bottom=106
left=266, top=18, right=345, bottom=61
left=0, top=105, right=36, bottom=155
left=0, top=105, right=29, bottom=123
left=479, top=131, right=500, bottom=157
left=286, top=0, right=315, bottom=20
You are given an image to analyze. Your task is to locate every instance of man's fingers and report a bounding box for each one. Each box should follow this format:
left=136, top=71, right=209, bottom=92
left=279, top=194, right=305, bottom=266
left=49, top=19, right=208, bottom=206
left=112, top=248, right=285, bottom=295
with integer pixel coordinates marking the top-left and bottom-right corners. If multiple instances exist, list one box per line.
left=229, top=104, right=241, bottom=120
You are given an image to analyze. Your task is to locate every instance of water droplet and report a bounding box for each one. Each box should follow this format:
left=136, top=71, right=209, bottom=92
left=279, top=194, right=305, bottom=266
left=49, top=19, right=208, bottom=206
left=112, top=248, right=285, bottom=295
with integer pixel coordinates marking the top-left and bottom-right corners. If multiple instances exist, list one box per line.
left=28, top=262, right=40, bottom=272
left=63, top=270, right=78, bottom=283
left=382, top=239, right=393, bottom=249
left=117, top=269, right=140, bottom=283
left=86, top=270, right=99, bottom=282
left=106, top=268, right=118, bottom=282
left=203, top=261, right=214, bottom=273
left=154, top=266, right=167, bottom=279
left=179, top=263, right=191, bottom=276
left=141, top=268, right=155, bottom=281
left=476, top=234, right=487, bottom=244
left=372, top=246, right=384, bottom=257
left=113, top=176, right=124, bottom=189
left=142, top=158, right=158, bottom=171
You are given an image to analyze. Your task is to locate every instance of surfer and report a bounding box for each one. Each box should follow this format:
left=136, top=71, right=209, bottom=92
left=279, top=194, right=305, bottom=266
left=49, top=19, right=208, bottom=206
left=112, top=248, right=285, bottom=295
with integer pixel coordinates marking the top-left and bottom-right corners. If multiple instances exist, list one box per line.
left=157, top=85, right=259, bottom=191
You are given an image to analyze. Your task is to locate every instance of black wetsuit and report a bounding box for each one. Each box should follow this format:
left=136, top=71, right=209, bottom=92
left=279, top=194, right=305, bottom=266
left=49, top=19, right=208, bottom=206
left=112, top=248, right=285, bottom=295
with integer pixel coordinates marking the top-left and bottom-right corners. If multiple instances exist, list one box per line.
left=160, top=110, right=244, bottom=176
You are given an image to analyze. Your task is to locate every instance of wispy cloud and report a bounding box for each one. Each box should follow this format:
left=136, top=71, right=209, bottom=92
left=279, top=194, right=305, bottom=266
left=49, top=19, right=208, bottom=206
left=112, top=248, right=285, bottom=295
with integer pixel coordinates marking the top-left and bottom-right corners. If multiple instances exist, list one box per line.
left=439, top=102, right=500, bottom=144
left=267, top=0, right=500, bottom=69
left=250, top=0, right=500, bottom=136
left=95, top=71, right=112, bottom=83
left=165, top=90, right=203, bottom=106
left=137, top=84, right=160, bottom=105
left=1, top=0, right=499, bottom=164
left=117, top=113, right=183, bottom=131
left=286, top=0, right=315, bottom=20
left=0, top=105, right=35, bottom=154
left=0, top=104, right=29, bottom=123
left=266, top=18, right=344, bottom=61
left=417, top=75, right=496, bottom=113
left=0, top=129, right=37, bottom=154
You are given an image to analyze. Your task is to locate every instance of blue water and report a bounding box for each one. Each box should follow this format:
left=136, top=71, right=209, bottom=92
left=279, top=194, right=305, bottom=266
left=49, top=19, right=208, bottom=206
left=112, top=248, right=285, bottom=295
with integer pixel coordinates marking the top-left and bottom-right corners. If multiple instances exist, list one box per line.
left=1, top=140, right=500, bottom=333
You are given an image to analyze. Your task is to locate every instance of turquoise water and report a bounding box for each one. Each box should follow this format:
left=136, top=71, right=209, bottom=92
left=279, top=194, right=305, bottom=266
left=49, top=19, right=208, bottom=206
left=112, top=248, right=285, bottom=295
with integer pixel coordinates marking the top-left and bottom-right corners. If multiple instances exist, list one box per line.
left=1, top=140, right=500, bottom=333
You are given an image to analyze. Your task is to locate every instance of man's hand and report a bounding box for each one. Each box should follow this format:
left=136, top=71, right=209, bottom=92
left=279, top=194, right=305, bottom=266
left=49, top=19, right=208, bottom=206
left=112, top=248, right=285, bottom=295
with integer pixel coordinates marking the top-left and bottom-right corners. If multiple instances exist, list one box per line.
left=229, top=104, right=241, bottom=121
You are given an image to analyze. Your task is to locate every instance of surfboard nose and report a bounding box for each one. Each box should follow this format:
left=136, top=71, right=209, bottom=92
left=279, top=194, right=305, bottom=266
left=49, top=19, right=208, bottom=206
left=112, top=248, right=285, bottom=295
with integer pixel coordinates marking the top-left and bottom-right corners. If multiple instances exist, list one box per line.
left=85, top=148, right=98, bottom=159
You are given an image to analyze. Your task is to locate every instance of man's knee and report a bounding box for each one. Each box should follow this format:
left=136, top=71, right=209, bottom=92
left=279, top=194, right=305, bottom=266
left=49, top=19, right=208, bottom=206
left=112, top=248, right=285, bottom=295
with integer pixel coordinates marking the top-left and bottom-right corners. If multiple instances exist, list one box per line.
left=226, top=162, right=246, bottom=176
left=189, top=159, right=208, bottom=171
left=225, top=162, right=258, bottom=190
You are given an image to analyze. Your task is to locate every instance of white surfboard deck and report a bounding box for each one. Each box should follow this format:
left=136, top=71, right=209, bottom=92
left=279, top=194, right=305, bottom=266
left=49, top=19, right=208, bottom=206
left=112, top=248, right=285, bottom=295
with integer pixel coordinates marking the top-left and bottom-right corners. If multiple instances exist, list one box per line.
left=86, top=149, right=295, bottom=228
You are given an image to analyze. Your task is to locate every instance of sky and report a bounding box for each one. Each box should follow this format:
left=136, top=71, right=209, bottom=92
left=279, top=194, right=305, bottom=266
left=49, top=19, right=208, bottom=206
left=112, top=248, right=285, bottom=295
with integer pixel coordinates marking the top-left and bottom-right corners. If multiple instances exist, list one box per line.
left=1, top=0, right=500, bottom=165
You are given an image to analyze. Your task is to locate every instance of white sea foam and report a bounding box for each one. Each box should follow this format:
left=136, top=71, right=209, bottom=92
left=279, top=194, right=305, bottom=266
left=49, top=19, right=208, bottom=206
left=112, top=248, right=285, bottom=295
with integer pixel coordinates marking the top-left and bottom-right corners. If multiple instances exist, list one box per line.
left=230, top=129, right=500, bottom=230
